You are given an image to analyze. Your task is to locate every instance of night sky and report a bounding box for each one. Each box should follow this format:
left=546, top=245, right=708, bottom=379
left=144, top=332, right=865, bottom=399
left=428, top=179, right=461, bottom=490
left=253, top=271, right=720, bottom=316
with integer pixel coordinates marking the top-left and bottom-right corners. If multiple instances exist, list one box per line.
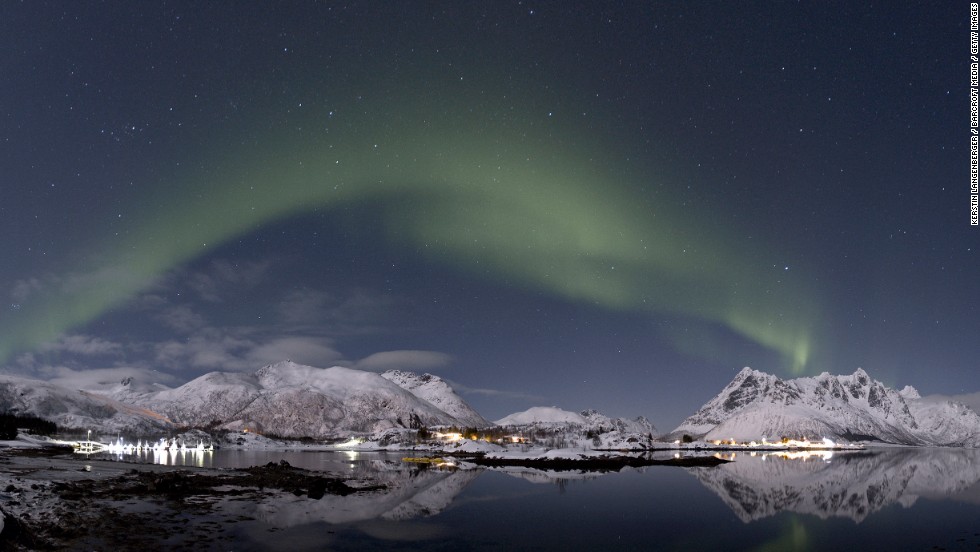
left=1, top=2, right=975, bottom=430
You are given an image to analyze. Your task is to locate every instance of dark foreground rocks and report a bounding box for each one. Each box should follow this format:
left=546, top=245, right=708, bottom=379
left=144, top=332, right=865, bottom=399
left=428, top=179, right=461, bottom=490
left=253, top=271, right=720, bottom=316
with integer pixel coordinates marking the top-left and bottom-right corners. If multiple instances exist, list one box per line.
left=0, top=458, right=384, bottom=551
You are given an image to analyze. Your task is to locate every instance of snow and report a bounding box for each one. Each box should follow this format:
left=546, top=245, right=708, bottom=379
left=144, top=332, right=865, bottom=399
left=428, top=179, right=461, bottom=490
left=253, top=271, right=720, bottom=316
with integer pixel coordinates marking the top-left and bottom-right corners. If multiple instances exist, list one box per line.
left=0, top=374, right=170, bottom=435
left=451, top=439, right=506, bottom=453
left=98, top=361, right=489, bottom=439
left=671, top=367, right=980, bottom=447
left=381, top=370, right=490, bottom=427
left=495, top=406, right=588, bottom=426
left=5, top=359, right=977, bottom=450
left=899, top=385, right=921, bottom=400
left=492, top=407, right=657, bottom=450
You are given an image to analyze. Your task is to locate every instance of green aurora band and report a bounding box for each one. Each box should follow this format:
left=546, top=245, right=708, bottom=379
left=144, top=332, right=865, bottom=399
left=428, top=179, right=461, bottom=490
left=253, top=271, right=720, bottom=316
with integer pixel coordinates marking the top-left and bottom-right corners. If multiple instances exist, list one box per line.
left=0, top=95, right=819, bottom=373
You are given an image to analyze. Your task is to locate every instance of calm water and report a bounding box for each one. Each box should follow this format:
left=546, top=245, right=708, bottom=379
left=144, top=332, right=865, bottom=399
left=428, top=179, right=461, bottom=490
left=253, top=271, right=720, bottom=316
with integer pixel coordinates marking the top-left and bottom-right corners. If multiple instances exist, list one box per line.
left=91, top=447, right=980, bottom=551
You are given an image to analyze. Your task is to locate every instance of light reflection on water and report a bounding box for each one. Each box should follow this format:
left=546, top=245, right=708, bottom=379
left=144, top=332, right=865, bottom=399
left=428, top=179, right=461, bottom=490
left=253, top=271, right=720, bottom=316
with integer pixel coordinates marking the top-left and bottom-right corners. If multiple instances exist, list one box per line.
left=87, top=446, right=407, bottom=473
left=96, top=447, right=215, bottom=467
left=83, top=448, right=980, bottom=551
left=712, top=449, right=836, bottom=462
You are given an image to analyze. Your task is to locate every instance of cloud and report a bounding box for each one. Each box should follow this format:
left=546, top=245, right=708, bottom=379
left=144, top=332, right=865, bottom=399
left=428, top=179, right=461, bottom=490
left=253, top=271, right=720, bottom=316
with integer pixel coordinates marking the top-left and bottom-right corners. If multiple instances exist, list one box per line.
left=445, top=379, right=545, bottom=402
left=40, top=334, right=123, bottom=356
left=276, top=289, right=334, bottom=325
left=9, top=268, right=147, bottom=306
left=945, top=392, right=980, bottom=413
left=10, top=277, right=44, bottom=303
left=186, top=259, right=271, bottom=302
left=153, top=330, right=256, bottom=371
left=155, top=305, right=207, bottom=333
left=152, top=329, right=342, bottom=373
left=354, top=350, right=454, bottom=373
left=245, top=336, right=344, bottom=367
left=276, top=287, right=403, bottom=335
left=921, top=392, right=980, bottom=417
left=42, top=365, right=179, bottom=391
left=0, top=262, right=164, bottom=364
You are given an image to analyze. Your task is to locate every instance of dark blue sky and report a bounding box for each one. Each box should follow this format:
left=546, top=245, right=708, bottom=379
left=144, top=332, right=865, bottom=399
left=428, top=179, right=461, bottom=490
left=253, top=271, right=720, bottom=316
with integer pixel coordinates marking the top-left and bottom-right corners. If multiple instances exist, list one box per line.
left=1, top=2, right=975, bottom=430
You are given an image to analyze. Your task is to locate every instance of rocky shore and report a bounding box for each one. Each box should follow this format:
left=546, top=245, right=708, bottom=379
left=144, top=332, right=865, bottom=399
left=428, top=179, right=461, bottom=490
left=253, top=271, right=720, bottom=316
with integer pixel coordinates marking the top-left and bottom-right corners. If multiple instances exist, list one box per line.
left=0, top=447, right=383, bottom=550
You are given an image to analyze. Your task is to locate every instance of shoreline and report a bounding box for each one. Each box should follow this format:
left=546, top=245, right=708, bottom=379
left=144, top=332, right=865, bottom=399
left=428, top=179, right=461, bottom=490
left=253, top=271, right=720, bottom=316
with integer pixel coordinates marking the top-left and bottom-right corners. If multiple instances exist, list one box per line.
left=0, top=447, right=383, bottom=550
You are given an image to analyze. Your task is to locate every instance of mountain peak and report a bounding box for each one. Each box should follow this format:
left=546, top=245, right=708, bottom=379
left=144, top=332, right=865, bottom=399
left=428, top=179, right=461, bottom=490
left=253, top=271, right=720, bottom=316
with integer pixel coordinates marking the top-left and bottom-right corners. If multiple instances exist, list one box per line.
left=899, top=385, right=921, bottom=400
left=495, top=406, right=587, bottom=426
left=496, top=407, right=658, bottom=437
left=380, top=369, right=488, bottom=427
left=670, top=367, right=980, bottom=446
left=382, top=370, right=438, bottom=384
left=729, top=367, right=776, bottom=385
left=255, top=359, right=307, bottom=374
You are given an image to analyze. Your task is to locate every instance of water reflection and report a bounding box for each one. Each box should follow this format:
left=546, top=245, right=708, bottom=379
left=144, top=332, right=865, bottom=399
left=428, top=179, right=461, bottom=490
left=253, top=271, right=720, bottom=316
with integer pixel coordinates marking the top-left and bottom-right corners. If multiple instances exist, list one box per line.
left=137, top=447, right=213, bottom=467
left=84, top=446, right=216, bottom=467
left=252, top=464, right=482, bottom=528
left=77, top=446, right=980, bottom=540
left=225, top=449, right=980, bottom=530
left=689, top=448, right=980, bottom=522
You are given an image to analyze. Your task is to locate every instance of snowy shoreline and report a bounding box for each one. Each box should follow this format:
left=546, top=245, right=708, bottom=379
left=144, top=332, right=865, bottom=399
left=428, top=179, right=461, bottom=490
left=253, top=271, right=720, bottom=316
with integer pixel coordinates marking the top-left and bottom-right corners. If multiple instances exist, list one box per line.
left=0, top=440, right=387, bottom=550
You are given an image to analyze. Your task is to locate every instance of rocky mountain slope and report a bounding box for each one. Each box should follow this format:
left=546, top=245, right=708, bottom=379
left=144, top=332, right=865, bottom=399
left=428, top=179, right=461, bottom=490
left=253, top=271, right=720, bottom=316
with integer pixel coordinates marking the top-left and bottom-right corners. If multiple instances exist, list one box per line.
left=496, top=406, right=657, bottom=434
left=117, top=361, right=486, bottom=438
left=669, top=367, right=980, bottom=446
left=0, top=374, right=170, bottom=435
left=495, top=406, right=658, bottom=450
left=380, top=370, right=489, bottom=427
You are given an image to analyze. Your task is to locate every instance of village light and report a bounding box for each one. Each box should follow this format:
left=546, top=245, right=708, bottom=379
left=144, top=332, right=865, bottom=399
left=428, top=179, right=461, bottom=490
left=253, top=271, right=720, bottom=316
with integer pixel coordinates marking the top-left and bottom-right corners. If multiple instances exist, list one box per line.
left=336, top=437, right=364, bottom=449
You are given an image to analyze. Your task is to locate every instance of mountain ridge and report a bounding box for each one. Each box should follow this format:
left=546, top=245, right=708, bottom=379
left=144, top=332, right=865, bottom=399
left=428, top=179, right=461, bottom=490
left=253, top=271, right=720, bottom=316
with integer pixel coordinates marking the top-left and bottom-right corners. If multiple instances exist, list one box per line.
left=0, top=361, right=492, bottom=438
left=669, top=367, right=980, bottom=447
left=3, top=362, right=978, bottom=447
left=127, top=361, right=487, bottom=437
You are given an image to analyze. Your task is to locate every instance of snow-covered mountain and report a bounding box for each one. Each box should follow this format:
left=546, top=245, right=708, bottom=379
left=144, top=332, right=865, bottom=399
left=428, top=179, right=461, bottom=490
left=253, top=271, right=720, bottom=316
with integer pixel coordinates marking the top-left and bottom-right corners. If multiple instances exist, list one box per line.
left=0, top=374, right=171, bottom=434
left=580, top=409, right=658, bottom=435
left=114, top=361, right=486, bottom=438
left=496, top=406, right=657, bottom=435
left=380, top=370, right=489, bottom=427
left=495, top=406, right=658, bottom=450
left=1, top=361, right=489, bottom=439
left=669, top=367, right=980, bottom=447
left=495, top=406, right=588, bottom=426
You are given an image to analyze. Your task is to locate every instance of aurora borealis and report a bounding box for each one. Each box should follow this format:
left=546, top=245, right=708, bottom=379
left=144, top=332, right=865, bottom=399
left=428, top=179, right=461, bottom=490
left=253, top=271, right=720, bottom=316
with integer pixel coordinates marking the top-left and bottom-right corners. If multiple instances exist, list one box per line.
left=0, top=96, right=817, bottom=373
left=1, top=3, right=974, bottom=426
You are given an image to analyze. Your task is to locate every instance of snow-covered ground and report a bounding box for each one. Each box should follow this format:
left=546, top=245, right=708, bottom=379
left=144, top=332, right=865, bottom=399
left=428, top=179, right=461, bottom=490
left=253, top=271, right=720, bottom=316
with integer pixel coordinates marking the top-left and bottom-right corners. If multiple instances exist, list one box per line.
left=0, top=434, right=481, bottom=549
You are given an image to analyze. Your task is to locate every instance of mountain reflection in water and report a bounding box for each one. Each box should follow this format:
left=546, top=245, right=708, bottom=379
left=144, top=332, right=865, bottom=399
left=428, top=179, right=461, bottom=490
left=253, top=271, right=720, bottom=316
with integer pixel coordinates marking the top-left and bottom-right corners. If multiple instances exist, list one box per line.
left=254, top=464, right=482, bottom=527
left=204, top=448, right=980, bottom=533
left=688, top=447, right=980, bottom=522
left=98, top=448, right=980, bottom=550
